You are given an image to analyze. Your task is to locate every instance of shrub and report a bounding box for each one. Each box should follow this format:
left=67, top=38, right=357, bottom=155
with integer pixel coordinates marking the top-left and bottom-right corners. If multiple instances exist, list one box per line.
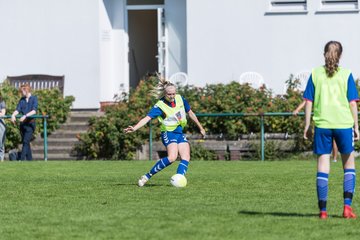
left=178, top=82, right=272, bottom=138
left=0, top=82, right=75, bottom=150
left=190, top=143, right=217, bottom=160
left=250, top=140, right=294, bottom=160
left=78, top=75, right=360, bottom=160
left=75, top=78, right=157, bottom=160
left=14, top=73, right=360, bottom=160
left=35, top=88, right=75, bottom=136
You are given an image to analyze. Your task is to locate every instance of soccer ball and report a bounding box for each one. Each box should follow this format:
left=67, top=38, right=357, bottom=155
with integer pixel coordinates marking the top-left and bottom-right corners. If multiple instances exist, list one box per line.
left=170, top=174, right=187, bottom=188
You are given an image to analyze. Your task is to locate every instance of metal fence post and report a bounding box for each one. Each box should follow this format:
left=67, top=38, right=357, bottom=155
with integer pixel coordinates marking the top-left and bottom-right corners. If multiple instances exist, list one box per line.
left=43, top=116, right=48, bottom=161
left=260, top=115, right=265, bottom=161
left=149, top=121, right=153, bottom=161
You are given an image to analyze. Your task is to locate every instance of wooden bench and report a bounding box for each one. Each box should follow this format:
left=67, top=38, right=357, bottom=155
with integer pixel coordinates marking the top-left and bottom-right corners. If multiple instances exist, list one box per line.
left=6, top=74, right=64, bottom=94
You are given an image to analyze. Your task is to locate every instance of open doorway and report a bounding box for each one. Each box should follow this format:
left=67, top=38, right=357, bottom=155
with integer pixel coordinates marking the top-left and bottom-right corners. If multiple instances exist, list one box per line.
left=128, top=10, right=158, bottom=89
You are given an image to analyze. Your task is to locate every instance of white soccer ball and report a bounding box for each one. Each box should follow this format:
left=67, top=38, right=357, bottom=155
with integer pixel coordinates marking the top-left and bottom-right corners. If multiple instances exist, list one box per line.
left=170, top=174, right=187, bottom=188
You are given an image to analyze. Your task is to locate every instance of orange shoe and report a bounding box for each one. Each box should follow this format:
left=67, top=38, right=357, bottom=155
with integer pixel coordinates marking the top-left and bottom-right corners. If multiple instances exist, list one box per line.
left=319, top=211, right=328, bottom=219
left=343, top=205, right=357, bottom=219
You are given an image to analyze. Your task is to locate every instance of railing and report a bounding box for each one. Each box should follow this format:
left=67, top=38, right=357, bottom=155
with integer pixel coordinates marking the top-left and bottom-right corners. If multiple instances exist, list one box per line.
left=7, top=74, right=65, bottom=95
left=148, top=112, right=305, bottom=161
left=1, top=115, right=49, bottom=161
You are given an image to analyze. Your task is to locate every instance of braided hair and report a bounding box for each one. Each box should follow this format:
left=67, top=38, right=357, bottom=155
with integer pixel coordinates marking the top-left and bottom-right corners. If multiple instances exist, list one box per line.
left=324, top=41, right=343, bottom=78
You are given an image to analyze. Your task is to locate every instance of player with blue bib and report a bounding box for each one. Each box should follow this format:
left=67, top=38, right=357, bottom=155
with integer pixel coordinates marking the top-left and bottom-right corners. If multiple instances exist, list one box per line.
left=124, top=77, right=206, bottom=187
left=304, top=41, right=359, bottom=219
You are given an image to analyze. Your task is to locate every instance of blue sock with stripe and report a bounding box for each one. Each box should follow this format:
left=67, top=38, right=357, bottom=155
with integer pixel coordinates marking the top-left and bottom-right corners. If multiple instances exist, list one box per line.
left=344, top=169, right=356, bottom=206
left=177, top=160, right=189, bottom=175
left=317, top=172, right=329, bottom=212
left=145, top=157, right=172, bottom=179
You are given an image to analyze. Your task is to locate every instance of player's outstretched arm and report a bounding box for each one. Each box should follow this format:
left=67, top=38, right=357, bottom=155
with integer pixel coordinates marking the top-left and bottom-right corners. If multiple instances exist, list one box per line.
left=124, top=116, right=151, bottom=134
left=349, top=101, right=359, bottom=141
left=188, top=110, right=206, bottom=137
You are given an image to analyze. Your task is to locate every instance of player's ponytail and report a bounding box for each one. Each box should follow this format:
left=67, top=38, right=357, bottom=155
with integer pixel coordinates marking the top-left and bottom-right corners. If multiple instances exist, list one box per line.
left=324, top=41, right=342, bottom=78
left=152, top=74, right=176, bottom=99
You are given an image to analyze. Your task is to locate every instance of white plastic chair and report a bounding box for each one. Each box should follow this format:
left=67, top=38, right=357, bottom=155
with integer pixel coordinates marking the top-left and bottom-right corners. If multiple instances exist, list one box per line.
left=239, top=72, right=264, bottom=89
left=283, top=70, right=311, bottom=94
left=169, top=72, right=188, bottom=87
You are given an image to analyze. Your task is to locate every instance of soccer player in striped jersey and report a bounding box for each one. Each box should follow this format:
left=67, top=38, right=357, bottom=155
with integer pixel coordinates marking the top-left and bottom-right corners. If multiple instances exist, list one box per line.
left=303, top=41, right=359, bottom=219
left=124, top=78, right=206, bottom=187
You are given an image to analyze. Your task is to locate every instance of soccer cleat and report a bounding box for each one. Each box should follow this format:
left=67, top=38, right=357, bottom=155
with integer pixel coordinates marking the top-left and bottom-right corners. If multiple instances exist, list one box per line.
left=137, top=175, right=149, bottom=187
left=319, top=211, right=328, bottom=219
left=343, top=205, right=357, bottom=219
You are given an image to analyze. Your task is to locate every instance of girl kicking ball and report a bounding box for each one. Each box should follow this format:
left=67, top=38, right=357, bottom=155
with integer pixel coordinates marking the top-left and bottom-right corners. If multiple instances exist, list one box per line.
left=124, top=78, right=206, bottom=187
left=303, top=41, right=359, bottom=219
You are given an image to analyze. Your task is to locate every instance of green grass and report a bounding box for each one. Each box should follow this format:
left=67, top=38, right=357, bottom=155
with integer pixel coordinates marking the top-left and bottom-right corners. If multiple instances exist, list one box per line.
left=0, top=160, right=359, bottom=240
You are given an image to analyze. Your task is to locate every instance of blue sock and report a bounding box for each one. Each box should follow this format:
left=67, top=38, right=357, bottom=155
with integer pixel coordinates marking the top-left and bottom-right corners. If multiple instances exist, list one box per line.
left=146, top=157, right=172, bottom=179
left=317, top=172, right=329, bottom=211
left=177, top=160, right=189, bottom=175
left=344, top=169, right=356, bottom=206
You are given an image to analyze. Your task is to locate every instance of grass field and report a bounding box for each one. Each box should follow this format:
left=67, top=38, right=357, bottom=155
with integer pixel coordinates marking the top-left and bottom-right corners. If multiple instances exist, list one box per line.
left=0, top=160, right=359, bottom=240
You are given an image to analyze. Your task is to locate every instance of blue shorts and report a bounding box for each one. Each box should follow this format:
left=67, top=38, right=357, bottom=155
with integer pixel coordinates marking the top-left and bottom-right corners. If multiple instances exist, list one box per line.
left=161, top=131, right=189, bottom=147
left=314, top=127, right=354, bottom=155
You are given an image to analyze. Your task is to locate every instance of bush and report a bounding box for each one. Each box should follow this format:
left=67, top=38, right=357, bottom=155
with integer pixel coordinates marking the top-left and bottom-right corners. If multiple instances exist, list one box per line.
left=35, top=88, right=75, bottom=136
left=250, top=140, right=294, bottom=160
left=77, top=75, right=360, bottom=160
left=75, top=75, right=309, bottom=160
left=190, top=143, right=217, bottom=160
left=178, top=82, right=272, bottom=138
left=0, top=82, right=75, bottom=150
left=75, top=78, right=157, bottom=160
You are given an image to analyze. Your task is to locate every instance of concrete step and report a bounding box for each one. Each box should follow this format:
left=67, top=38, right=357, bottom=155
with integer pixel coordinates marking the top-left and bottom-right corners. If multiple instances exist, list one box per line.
left=68, top=111, right=104, bottom=123
left=69, top=116, right=93, bottom=123
left=32, top=138, right=80, bottom=147
left=32, top=153, right=82, bottom=160
left=32, top=145, right=73, bottom=151
left=28, top=111, right=103, bottom=160
left=47, top=130, right=87, bottom=139
left=30, top=145, right=82, bottom=160
left=70, top=111, right=104, bottom=117
left=33, top=148, right=75, bottom=155
left=58, top=122, right=89, bottom=131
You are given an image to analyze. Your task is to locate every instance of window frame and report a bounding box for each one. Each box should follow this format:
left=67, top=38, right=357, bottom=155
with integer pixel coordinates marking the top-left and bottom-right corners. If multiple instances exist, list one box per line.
left=267, top=0, right=308, bottom=14
left=317, top=0, right=360, bottom=13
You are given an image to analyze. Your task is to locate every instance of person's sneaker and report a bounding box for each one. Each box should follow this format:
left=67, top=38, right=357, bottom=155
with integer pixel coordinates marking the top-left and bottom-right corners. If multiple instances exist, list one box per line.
left=332, top=159, right=337, bottom=162
left=138, top=175, right=149, bottom=187
left=343, top=205, right=357, bottom=219
left=319, top=211, right=328, bottom=219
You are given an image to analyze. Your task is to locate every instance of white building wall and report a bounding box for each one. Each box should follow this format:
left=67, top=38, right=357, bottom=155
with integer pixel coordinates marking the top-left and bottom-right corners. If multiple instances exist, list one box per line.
left=186, top=0, right=360, bottom=93
left=165, top=0, right=187, bottom=77
left=100, top=0, right=128, bottom=103
left=2, top=0, right=359, bottom=108
left=0, top=0, right=101, bottom=109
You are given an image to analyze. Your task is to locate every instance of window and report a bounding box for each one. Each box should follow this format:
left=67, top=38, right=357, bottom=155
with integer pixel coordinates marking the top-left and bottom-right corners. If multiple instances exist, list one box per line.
left=269, top=0, right=307, bottom=12
left=320, top=0, right=359, bottom=11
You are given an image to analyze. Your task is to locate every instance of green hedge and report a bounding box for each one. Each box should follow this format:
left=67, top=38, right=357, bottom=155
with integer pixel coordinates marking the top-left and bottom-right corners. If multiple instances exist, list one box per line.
left=76, top=75, right=326, bottom=160
left=1, top=82, right=75, bottom=150
left=74, top=79, right=155, bottom=160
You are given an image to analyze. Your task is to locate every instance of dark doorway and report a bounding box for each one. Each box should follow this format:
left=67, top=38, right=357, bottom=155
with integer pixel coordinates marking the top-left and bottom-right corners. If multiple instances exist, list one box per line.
left=128, top=10, right=158, bottom=89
